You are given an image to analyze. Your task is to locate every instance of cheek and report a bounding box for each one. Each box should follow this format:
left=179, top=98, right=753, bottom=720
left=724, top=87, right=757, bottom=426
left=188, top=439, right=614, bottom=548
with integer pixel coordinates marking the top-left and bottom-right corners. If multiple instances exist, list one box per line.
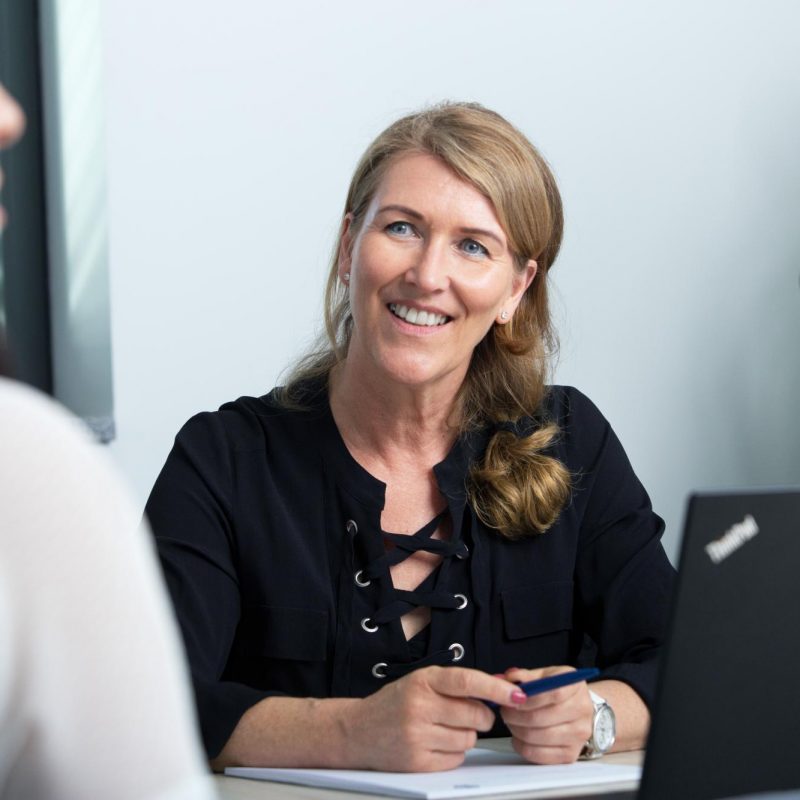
left=460, top=273, right=512, bottom=315
left=355, top=238, right=412, bottom=286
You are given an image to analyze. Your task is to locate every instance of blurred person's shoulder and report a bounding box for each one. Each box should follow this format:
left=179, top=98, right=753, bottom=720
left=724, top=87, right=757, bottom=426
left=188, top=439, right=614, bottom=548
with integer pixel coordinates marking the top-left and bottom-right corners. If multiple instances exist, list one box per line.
left=0, top=376, right=95, bottom=447
left=0, top=377, right=139, bottom=534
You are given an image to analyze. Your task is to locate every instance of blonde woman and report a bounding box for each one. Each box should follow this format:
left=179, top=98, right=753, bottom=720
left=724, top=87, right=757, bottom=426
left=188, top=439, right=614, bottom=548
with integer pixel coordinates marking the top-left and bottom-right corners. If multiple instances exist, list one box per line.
left=148, top=102, right=675, bottom=773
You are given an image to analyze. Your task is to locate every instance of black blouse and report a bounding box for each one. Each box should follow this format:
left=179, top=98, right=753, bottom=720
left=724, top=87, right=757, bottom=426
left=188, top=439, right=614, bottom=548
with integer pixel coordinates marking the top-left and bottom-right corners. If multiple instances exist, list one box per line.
left=145, top=383, right=676, bottom=758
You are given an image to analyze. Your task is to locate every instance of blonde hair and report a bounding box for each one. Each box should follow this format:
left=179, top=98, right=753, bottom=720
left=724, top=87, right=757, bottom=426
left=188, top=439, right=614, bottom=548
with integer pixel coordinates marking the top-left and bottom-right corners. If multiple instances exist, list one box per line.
left=282, top=102, right=571, bottom=538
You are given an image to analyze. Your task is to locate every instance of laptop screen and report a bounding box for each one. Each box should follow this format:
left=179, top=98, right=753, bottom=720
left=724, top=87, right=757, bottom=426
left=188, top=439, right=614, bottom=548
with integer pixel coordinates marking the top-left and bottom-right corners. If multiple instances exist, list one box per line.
left=639, top=490, right=800, bottom=800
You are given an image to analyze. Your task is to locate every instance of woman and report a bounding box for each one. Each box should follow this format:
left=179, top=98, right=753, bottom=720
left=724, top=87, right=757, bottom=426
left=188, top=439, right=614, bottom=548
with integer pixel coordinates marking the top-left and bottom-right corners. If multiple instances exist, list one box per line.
left=0, top=82, right=215, bottom=799
left=147, top=102, right=675, bottom=773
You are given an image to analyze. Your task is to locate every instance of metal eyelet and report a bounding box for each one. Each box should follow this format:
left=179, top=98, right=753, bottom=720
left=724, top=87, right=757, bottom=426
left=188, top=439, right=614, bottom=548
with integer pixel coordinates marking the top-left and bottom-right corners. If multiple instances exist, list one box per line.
left=346, top=519, right=358, bottom=535
left=449, top=642, right=465, bottom=662
left=361, top=617, right=379, bottom=633
left=372, top=662, right=388, bottom=678
left=454, top=593, right=468, bottom=610
left=354, top=570, right=371, bottom=587
left=456, top=544, right=469, bottom=560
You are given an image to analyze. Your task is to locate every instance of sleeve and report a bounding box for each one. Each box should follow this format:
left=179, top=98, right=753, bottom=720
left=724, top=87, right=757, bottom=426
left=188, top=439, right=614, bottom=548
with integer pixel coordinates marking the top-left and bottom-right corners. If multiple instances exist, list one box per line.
left=564, top=389, right=676, bottom=710
left=145, top=410, right=276, bottom=758
left=0, top=382, right=215, bottom=800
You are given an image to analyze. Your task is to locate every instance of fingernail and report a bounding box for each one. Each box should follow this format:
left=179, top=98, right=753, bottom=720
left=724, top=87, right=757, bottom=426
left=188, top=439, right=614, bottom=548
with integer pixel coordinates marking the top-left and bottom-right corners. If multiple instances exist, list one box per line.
left=511, top=690, right=527, bottom=704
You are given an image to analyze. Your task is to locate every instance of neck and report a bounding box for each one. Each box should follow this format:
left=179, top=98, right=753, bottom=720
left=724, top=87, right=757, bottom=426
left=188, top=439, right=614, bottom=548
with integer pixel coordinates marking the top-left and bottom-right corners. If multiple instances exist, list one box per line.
left=328, top=360, right=463, bottom=474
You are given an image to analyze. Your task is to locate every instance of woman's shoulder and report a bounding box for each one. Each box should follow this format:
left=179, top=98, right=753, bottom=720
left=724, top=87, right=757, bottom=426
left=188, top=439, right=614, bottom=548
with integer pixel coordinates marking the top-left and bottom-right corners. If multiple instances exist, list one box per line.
left=535, top=385, right=616, bottom=462
left=541, top=384, right=608, bottom=425
left=173, top=380, right=328, bottom=453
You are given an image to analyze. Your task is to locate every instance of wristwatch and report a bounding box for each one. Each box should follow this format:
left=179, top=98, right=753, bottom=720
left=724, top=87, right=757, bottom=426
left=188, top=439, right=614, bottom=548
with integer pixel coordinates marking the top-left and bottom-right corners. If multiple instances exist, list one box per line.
left=580, top=689, right=616, bottom=759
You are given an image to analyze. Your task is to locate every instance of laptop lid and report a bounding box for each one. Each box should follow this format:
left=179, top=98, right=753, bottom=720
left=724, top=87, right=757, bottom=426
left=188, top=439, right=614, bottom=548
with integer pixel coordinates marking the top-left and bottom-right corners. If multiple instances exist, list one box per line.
left=639, top=490, right=800, bottom=800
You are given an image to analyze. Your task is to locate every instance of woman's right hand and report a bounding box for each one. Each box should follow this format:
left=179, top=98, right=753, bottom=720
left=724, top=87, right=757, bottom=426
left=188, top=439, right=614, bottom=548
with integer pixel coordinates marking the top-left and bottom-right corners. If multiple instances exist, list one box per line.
left=341, top=666, right=526, bottom=772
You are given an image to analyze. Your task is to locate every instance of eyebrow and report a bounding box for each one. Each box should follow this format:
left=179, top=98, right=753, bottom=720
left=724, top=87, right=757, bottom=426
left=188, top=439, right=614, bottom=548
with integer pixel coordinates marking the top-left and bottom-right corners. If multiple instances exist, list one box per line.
left=375, top=204, right=506, bottom=249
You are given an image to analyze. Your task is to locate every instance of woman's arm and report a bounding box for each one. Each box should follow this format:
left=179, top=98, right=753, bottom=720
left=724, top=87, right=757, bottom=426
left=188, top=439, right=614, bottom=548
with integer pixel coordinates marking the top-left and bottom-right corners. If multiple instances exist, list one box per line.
left=211, top=666, right=526, bottom=773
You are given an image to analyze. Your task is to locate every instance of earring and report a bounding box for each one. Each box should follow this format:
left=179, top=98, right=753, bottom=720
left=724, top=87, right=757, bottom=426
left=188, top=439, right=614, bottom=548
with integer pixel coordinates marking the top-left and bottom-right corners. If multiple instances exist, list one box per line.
left=500, top=311, right=509, bottom=320
left=343, top=272, right=350, bottom=283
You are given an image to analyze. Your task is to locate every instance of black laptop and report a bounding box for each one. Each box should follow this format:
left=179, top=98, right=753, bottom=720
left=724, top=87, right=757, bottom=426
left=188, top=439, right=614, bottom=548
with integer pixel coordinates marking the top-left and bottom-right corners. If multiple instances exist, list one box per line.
left=569, top=490, right=800, bottom=800
left=637, top=489, right=800, bottom=799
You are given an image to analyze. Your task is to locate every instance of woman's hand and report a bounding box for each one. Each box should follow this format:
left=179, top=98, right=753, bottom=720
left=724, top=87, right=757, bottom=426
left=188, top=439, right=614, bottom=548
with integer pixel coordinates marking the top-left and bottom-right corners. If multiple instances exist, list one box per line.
left=500, top=666, right=594, bottom=765
left=342, top=666, right=526, bottom=772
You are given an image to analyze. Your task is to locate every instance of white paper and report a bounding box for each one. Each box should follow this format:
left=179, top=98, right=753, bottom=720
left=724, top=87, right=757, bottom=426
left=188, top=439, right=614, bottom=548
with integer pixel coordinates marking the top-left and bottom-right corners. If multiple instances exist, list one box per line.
left=225, top=747, right=642, bottom=799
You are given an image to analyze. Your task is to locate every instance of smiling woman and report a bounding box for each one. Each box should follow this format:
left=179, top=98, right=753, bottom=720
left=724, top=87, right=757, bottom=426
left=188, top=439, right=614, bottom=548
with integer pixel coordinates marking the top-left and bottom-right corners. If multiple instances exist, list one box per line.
left=146, top=102, right=676, bottom=773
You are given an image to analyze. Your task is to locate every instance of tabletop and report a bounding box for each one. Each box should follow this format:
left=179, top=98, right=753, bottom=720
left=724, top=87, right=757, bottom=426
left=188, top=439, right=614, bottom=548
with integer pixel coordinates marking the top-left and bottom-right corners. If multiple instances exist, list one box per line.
left=213, top=739, right=644, bottom=800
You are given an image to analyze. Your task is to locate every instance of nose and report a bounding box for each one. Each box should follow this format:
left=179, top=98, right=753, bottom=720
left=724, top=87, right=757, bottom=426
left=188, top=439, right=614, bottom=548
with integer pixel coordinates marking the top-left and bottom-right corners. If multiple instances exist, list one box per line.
left=404, top=237, right=451, bottom=293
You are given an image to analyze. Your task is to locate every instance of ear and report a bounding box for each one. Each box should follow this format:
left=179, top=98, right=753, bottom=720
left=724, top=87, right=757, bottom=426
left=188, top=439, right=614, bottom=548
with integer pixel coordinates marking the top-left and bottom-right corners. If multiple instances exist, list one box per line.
left=499, top=259, right=537, bottom=322
left=337, top=213, right=355, bottom=281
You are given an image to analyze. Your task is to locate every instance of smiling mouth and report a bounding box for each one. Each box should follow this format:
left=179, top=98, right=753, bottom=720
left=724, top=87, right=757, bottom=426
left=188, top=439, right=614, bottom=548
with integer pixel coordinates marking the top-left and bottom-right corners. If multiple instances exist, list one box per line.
left=388, top=303, right=451, bottom=327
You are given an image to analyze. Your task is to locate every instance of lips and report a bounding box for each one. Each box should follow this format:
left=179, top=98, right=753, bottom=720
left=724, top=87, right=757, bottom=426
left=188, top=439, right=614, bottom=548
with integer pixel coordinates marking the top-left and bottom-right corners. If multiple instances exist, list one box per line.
left=388, top=303, right=451, bottom=327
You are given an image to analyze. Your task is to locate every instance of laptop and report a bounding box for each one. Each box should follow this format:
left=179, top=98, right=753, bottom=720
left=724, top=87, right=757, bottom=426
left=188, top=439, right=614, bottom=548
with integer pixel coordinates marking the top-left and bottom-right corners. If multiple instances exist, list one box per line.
left=573, top=489, right=800, bottom=800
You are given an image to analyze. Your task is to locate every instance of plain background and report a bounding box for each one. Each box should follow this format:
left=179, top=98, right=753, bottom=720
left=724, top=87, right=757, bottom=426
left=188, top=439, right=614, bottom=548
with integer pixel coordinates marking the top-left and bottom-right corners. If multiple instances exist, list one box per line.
left=103, top=1, right=800, bottom=562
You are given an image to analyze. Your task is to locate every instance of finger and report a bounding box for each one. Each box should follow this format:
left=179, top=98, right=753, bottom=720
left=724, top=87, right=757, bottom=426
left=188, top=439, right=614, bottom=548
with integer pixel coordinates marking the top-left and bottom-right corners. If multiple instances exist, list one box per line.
left=425, top=723, right=479, bottom=754
left=512, top=737, right=584, bottom=765
left=504, top=665, right=575, bottom=683
left=501, top=697, right=590, bottom=729
left=432, top=696, right=497, bottom=733
left=508, top=718, right=590, bottom=751
left=511, top=680, right=588, bottom=712
left=425, top=666, right=524, bottom=709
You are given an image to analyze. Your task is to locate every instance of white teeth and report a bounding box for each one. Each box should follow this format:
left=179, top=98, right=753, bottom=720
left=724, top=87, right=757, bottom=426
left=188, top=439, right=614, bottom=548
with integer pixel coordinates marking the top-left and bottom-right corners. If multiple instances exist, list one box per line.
left=389, top=304, right=448, bottom=327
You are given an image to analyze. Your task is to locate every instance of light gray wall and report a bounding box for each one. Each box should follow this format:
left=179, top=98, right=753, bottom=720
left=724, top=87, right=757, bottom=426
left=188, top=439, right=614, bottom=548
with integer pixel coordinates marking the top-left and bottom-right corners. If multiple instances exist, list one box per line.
left=104, top=0, right=800, bottom=562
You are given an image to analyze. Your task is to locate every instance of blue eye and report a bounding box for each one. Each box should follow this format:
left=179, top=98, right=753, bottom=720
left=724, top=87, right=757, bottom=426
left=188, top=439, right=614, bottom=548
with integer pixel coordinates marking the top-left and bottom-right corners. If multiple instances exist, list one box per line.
left=386, top=221, right=414, bottom=237
left=460, top=238, right=489, bottom=258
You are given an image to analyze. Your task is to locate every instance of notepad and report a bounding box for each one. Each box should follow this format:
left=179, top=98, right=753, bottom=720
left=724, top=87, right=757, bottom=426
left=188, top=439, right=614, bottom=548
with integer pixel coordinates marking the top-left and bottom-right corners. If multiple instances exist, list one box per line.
left=225, top=747, right=642, bottom=799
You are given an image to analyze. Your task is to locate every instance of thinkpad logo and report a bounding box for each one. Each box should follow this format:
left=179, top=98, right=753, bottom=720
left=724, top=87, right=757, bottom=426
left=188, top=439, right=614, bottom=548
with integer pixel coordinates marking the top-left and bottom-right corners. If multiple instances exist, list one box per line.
left=705, top=514, right=759, bottom=564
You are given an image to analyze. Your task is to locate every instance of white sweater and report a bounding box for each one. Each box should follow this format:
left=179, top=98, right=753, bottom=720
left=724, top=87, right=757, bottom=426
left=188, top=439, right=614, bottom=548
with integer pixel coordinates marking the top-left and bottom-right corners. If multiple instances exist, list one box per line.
left=0, top=378, right=216, bottom=800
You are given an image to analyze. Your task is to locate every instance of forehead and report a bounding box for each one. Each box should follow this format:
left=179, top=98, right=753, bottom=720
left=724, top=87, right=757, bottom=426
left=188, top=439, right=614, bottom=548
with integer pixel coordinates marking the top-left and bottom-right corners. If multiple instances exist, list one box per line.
left=368, top=152, right=505, bottom=235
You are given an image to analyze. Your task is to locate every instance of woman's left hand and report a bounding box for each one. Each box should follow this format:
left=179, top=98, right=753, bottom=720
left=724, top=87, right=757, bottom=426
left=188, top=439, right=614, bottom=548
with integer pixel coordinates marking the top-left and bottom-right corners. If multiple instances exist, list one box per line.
left=499, top=666, right=594, bottom=765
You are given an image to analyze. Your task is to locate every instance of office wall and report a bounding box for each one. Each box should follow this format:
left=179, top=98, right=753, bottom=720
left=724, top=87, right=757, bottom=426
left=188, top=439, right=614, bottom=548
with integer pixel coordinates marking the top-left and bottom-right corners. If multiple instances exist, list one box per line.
left=104, top=1, right=800, bottom=561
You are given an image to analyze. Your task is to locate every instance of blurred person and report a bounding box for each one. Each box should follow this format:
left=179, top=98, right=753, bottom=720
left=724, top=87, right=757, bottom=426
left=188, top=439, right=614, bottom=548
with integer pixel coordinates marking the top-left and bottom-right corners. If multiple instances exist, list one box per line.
left=0, top=81, right=216, bottom=799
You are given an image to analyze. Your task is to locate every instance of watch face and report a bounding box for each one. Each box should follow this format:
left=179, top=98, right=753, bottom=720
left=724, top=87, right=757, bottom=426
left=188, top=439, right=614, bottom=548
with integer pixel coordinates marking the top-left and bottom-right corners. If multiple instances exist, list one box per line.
left=594, top=707, right=616, bottom=751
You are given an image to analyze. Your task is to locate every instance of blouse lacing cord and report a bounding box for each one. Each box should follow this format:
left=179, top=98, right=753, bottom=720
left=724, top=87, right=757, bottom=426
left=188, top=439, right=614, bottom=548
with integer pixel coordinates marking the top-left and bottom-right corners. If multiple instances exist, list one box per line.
left=349, top=514, right=470, bottom=681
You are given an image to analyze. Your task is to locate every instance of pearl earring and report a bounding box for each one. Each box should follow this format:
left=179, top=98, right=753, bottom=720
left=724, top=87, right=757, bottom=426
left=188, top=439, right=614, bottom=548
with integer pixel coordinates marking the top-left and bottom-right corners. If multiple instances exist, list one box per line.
left=343, top=272, right=350, bottom=283
left=500, top=311, right=509, bottom=320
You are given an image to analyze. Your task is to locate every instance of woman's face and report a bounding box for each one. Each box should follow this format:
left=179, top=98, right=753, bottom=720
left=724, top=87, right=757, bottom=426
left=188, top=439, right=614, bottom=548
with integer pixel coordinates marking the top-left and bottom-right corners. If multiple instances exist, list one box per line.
left=0, top=83, right=26, bottom=229
left=339, top=152, right=536, bottom=394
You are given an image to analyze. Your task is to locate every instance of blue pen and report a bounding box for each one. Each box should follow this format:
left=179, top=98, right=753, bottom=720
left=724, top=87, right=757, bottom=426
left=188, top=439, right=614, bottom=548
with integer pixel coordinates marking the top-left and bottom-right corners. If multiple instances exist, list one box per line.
left=485, top=667, right=600, bottom=709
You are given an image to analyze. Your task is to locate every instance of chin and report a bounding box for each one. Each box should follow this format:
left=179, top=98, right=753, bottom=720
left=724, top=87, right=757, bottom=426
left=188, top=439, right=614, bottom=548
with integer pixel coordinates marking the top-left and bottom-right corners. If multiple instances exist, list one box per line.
left=374, top=354, right=464, bottom=392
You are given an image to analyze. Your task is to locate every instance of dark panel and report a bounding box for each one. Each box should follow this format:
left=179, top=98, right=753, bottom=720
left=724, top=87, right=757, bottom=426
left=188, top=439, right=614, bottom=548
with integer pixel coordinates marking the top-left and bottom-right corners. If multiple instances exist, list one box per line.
left=0, top=0, right=52, bottom=392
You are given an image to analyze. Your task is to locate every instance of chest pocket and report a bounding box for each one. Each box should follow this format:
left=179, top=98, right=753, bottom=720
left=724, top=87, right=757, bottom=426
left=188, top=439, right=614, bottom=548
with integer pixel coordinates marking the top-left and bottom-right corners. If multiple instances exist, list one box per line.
left=238, top=605, right=328, bottom=661
left=501, top=581, right=574, bottom=640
